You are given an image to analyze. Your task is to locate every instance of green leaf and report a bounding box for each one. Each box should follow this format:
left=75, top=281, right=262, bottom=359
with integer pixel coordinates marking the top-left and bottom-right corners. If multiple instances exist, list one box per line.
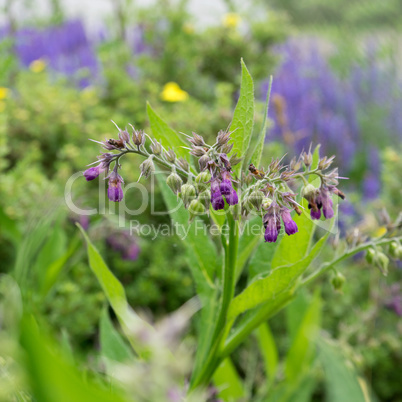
left=248, top=230, right=279, bottom=280
left=100, top=308, right=134, bottom=364
left=0, top=205, right=21, bottom=245
left=156, top=173, right=217, bottom=296
left=192, top=288, right=220, bottom=384
left=229, top=59, right=255, bottom=175
left=14, top=215, right=55, bottom=286
left=271, top=201, right=315, bottom=269
left=317, top=339, right=367, bottom=402
left=33, top=224, right=67, bottom=292
left=40, top=235, right=80, bottom=297
left=228, top=229, right=331, bottom=321
left=77, top=224, right=152, bottom=356
left=213, top=358, right=245, bottom=401
left=147, top=102, right=188, bottom=159
left=251, top=75, right=273, bottom=168
left=235, top=216, right=263, bottom=281
left=20, top=316, right=128, bottom=402
left=285, top=289, right=310, bottom=344
left=223, top=290, right=294, bottom=358
left=285, top=290, right=321, bottom=381
left=256, top=323, right=278, bottom=382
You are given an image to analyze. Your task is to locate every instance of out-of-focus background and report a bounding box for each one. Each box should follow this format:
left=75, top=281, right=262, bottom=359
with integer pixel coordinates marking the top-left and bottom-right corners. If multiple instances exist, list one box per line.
left=0, top=0, right=401, bottom=400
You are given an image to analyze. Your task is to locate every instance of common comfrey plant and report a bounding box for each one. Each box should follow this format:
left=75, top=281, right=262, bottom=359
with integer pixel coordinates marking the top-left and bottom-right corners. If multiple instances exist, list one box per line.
left=79, top=62, right=401, bottom=398
left=84, top=124, right=345, bottom=243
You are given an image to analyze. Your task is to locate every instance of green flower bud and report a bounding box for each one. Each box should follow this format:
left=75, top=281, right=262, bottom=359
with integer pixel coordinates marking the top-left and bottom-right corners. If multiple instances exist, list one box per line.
left=365, top=248, right=376, bottom=264
left=241, top=198, right=253, bottom=216
left=389, top=241, right=399, bottom=258
left=248, top=190, right=264, bottom=210
left=377, top=252, right=389, bottom=276
left=180, top=183, right=196, bottom=207
left=198, top=154, right=210, bottom=171
left=331, top=271, right=345, bottom=291
left=301, top=183, right=316, bottom=200
left=150, top=140, right=162, bottom=155
left=166, top=168, right=182, bottom=195
left=165, top=149, right=176, bottom=163
left=262, top=197, right=273, bottom=210
left=139, top=155, right=155, bottom=179
left=195, top=171, right=211, bottom=192
left=397, top=246, right=402, bottom=260
left=198, top=190, right=211, bottom=210
left=188, top=199, right=206, bottom=222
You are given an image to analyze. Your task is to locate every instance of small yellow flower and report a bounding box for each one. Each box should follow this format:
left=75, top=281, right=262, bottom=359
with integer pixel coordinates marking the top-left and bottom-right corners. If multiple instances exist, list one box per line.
left=29, top=59, right=47, bottom=73
left=375, top=226, right=387, bottom=237
left=222, top=13, right=241, bottom=29
left=384, top=147, right=399, bottom=163
left=183, top=23, right=194, bottom=34
left=160, top=82, right=189, bottom=102
left=0, top=87, right=9, bottom=100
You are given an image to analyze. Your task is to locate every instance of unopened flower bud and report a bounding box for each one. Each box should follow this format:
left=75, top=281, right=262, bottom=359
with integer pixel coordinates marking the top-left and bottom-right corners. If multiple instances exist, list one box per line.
left=165, top=149, right=176, bottom=163
left=83, top=165, right=103, bottom=181
left=241, top=198, right=253, bottom=216
left=331, top=271, right=345, bottom=291
left=177, top=157, right=190, bottom=172
left=188, top=132, right=206, bottom=147
left=119, top=129, right=131, bottom=144
left=198, top=154, right=210, bottom=171
left=216, top=130, right=231, bottom=148
left=377, top=252, right=389, bottom=276
left=150, top=141, right=162, bottom=155
left=190, top=146, right=206, bottom=157
left=195, top=171, right=211, bottom=192
left=180, top=183, right=196, bottom=207
left=132, top=128, right=146, bottom=147
left=139, top=156, right=155, bottom=179
left=262, top=197, right=273, bottom=210
left=198, top=190, right=211, bottom=209
left=301, top=183, right=316, bottom=200
left=188, top=199, right=206, bottom=222
left=166, top=168, right=182, bottom=195
left=389, top=242, right=399, bottom=258
left=230, top=153, right=242, bottom=167
left=303, top=151, right=313, bottom=167
left=289, top=156, right=302, bottom=171
left=366, top=248, right=376, bottom=264
left=248, top=190, right=264, bottom=210
left=220, top=142, right=234, bottom=154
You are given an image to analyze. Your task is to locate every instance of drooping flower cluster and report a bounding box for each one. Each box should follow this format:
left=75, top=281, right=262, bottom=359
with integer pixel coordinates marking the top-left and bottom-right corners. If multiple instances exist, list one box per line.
left=239, top=148, right=346, bottom=243
left=83, top=122, right=346, bottom=244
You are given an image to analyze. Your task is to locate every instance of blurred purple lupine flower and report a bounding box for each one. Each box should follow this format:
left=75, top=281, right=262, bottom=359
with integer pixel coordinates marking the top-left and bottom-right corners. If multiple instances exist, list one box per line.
left=264, top=40, right=359, bottom=170
left=362, top=147, right=381, bottom=200
left=3, top=19, right=99, bottom=87
left=265, top=39, right=402, bottom=198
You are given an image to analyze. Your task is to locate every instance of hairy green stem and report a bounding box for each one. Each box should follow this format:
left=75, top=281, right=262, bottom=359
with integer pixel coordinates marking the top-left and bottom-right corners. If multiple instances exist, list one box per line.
left=301, top=236, right=400, bottom=286
left=190, top=214, right=239, bottom=390
left=113, top=147, right=194, bottom=179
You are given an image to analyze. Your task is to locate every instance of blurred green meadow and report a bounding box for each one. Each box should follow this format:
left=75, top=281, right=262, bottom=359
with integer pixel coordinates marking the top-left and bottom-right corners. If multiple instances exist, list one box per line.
left=0, top=0, right=401, bottom=401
